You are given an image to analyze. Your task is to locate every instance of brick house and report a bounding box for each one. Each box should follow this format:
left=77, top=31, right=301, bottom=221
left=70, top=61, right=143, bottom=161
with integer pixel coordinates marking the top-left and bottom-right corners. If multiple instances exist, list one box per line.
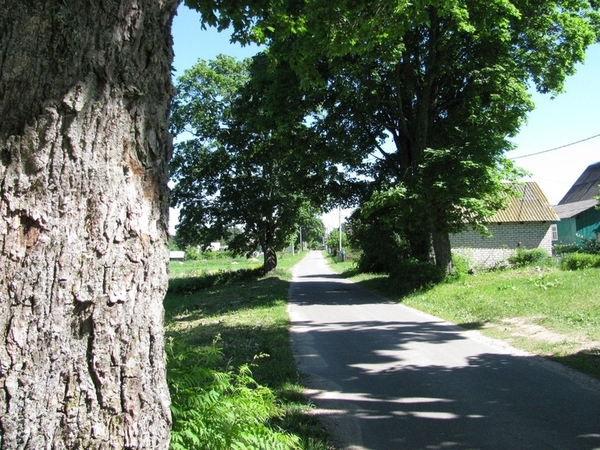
left=450, top=182, right=559, bottom=267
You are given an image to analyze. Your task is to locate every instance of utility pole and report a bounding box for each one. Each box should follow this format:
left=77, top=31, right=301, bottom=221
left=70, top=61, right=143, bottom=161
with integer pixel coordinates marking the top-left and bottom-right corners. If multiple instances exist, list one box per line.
left=338, top=205, right=342, bottom=255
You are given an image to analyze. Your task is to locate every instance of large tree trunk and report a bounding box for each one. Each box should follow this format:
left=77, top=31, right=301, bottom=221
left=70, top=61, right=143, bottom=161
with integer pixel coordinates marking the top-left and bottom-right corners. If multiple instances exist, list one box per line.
left=432, top=229, right=454, bottom=275
left=263, top=246, right=278, bottom=273
left=0, top=1, right=178, bottom=448
left=262, top=224, right=278, bottom=273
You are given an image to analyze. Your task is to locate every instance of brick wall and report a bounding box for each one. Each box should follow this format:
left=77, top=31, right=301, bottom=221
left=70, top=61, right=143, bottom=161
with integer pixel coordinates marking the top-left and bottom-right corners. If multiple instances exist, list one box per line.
left=450, top=222, right=554, bottom=268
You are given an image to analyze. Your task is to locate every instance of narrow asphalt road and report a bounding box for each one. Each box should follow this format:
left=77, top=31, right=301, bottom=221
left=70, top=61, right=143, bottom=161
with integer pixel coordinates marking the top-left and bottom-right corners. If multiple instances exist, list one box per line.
left=287, top=251, right=600, bottom=450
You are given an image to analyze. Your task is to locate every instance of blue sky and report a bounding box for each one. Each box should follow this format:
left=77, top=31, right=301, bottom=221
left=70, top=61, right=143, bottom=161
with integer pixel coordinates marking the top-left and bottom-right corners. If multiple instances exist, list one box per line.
left=171, top=5, right=600, bottom=230
left=171, top=7, right=262, bottom=75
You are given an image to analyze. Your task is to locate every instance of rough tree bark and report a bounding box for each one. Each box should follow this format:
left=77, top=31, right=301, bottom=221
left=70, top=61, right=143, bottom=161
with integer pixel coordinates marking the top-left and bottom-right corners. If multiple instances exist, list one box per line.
left=432, top=229, right=454, bottom=275
left=0, top=0, right=178, bottom=448
left=262, top=223, right=278, bottom=273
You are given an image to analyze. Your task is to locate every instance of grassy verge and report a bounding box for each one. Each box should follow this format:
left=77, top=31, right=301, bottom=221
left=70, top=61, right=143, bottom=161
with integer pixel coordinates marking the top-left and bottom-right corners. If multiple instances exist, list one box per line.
left=326, top=253, right=600, bottom=380
left=165, top=251, right=336, bottom=449
left=169, top=255, right=262, bottom=278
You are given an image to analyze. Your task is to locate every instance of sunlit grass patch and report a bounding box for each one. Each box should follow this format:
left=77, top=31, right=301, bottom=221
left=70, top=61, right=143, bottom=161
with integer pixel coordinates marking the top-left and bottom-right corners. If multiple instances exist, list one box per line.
left=165, top=251, right=336, bottom=449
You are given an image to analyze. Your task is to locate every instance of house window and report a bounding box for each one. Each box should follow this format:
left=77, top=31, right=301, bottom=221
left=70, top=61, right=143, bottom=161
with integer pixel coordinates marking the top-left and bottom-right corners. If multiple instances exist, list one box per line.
left=551, top=224, right=558, bottom=241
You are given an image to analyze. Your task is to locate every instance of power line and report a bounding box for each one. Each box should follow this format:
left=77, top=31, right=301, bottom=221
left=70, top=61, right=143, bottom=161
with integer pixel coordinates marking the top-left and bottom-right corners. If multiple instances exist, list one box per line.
left=511, top=132, right=600, bottom=160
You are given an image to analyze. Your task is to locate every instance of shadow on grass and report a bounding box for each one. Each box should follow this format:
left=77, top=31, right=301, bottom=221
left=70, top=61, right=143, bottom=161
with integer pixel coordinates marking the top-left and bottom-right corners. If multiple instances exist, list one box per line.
left=353, top=274, right=442, bottom=302
left=165, top=271, right=298, bottom=387
left=165, top=268, right=337, bottom=448
left=164, top=269, right=340, bottom=450
left=337, top=267, right=363, bottom=278
left=329, top=255, right=446, bottom=301
left=168, top=266, right=265, bottom=295
left=456, top=321, right=488, bottom=330
left=550, top=348, right=600, bottom=382
left=168, top=315, right=299, bottom=387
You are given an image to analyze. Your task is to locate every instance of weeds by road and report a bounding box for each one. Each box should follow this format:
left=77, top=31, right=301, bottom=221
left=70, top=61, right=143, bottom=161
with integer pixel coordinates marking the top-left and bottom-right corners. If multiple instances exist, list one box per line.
left=165, top=250, right=600, bottom=448
left=327, top=253, right=600, bottom=381
left=165, top=251, right=336, bottom=449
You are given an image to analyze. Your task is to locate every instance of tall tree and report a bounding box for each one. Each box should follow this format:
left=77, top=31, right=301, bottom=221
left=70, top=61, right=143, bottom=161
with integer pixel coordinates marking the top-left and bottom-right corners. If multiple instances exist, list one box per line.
left=304, top=1, right=599, bottom=273
left=297, top=211, right=326, bottom=249
left=199, top=0, right=600, bottom=273
left=0, top=1, right=177, bottom=447
left=170, top=53, right=331, bottom=272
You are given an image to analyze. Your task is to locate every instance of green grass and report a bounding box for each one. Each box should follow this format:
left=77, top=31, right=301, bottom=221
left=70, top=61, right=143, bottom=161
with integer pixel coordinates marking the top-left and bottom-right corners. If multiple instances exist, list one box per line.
left=166, top=250, right=600, bottom=447
left=169, top=256, right=262, bottom=278
left=165, top=251, right=336, bottom=450
left=326, top=253, right=600, bottom=380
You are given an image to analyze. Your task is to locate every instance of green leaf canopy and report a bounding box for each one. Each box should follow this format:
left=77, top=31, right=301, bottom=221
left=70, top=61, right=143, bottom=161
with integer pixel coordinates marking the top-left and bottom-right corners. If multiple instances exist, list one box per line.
left=170, top=53, right=333, bottom=271
left=241, top=0, right=600, bottom=271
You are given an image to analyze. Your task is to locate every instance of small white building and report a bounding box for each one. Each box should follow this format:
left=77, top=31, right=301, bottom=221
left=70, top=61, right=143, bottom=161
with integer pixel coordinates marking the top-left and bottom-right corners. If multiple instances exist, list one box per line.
left=169, top=251, right=185, bottom=261
left=207, top=242, right=221, bottom=251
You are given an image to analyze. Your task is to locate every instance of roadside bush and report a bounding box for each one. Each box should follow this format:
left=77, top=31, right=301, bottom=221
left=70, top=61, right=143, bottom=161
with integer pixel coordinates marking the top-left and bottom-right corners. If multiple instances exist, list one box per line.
left=561, top=252, right=600, bottom=270
left=508, top=248, right=549, bottom=267
left=579, top=235, right=600, bottom=254
left=184, top=246, right=202, bottom=261
left=553, top=242, right=579, bottom=256
left=167, top=338, right=300, bottom=450
left=326, top=229, right=348, bottom=255
left=389, top=259, right=445, bottom=295
left=357, top=247, right=403, bottom=274
left=349, top=211, right=410, bottom=274
left=446, top=254, right=472, bottom=282
left=308, top=240, right=322, bottom=250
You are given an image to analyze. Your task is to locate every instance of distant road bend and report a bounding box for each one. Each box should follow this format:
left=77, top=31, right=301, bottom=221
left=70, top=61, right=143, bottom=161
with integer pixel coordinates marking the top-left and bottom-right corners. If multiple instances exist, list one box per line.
left=287, top=251, right=600, bottom=450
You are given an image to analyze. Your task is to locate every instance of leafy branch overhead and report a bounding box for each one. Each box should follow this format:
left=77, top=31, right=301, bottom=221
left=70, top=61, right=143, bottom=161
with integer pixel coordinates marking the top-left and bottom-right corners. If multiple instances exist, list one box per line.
left=182, top=0, right=600, bottom=275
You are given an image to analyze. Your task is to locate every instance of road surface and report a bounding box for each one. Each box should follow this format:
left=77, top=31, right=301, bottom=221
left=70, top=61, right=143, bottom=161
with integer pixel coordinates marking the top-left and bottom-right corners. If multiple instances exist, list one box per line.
left=287, top=251, right=600, bottom=450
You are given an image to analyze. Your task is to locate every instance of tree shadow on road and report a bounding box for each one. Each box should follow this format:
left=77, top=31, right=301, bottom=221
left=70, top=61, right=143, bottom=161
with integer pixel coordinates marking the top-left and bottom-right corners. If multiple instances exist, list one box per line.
left=289, top=312, right=600, bottom=450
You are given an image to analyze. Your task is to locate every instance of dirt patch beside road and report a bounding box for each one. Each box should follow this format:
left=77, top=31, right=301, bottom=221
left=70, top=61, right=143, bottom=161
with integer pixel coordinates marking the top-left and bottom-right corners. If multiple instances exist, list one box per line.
left=483, top=316, right=600, bottom=357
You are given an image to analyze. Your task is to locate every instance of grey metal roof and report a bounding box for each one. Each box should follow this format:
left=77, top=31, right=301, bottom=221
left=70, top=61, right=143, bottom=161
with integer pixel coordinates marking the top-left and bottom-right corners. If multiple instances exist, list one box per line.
left=558, top=161, right=600, bottom=205
left=554, top=199, right=599, bottom=219
left=488, top=182, right=559, bottom=223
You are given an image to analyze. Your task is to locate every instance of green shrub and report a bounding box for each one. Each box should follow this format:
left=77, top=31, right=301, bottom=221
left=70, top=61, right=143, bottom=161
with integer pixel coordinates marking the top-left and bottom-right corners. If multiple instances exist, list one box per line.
left=388, top=259, right=445, bottom=295
left=308, top=240, right=322, bottom=250
left=167, top=338, right=300, bottom=450
left=221, top=250, right=236, bottom=259
left=347, top=208, right=411, bottom=274
left=553, top=242, right=579, bottom=256
left=561, top=252, right=600, bottom=270
left=184, top=246, right=202, bottom=261
left=447, top=254, right=472, bottom=282
left=183, top=246, right=237, bottom=261
left=326, top=229, right=348, bottom=256
left=579, top=235, right=600, bottom=254
left=553, top=237, right=600, bottom=257
left=508, top=248, right=549, bottom=267
left=199, top=249, right=218, bottom=259
left=353, top=230, right=409, bottom=274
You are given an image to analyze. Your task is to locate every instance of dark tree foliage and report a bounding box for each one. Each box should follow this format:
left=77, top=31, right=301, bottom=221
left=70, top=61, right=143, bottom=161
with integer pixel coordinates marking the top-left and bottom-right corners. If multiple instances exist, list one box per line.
left=189, top=0, right=600, bottom=275
left=296, top=211, right=326, bottom=249
left=347, top=208, right=410, bottom=274
left=170, top=53, right=335, bottom=271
